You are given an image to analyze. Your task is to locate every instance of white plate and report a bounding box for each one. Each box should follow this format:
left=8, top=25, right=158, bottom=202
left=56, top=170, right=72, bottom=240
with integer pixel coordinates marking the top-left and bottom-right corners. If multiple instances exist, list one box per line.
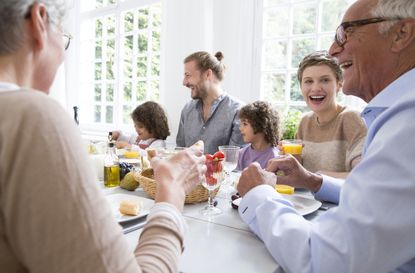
left=283, top=195, right=322, bottom=216
left=232, top=194, right=321, bottom=216
left=105, top=193, right=154, bottom=223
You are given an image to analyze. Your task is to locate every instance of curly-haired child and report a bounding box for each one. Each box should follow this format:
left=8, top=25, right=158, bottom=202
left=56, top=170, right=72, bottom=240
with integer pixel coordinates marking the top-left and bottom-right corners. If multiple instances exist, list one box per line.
left=113, top=101, right=170, bottom=150
left=236, top=101, right=281, bottom=170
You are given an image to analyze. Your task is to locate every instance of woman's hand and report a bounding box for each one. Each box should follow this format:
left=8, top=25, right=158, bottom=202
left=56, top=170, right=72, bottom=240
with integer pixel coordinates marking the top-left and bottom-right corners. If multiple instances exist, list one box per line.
left=151, top=141, right=206, bottom=211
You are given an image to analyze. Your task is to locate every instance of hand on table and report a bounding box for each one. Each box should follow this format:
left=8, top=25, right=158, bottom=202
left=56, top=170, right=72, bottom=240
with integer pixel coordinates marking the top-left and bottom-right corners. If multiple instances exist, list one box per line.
left=237, top=162, right=277, bottom=197
left=151, top=141, right=206, bottom=211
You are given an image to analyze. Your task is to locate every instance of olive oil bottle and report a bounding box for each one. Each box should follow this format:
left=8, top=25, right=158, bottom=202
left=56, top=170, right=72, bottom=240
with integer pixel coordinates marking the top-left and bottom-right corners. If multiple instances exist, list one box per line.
left=104, top=142, right=120, bottom=187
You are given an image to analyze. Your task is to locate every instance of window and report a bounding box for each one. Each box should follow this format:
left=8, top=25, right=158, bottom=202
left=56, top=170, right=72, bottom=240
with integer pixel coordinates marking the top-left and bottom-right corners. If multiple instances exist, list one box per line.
left=259, top=0, right=350, bottom=113
left=76, top=0, right=162, bottom=132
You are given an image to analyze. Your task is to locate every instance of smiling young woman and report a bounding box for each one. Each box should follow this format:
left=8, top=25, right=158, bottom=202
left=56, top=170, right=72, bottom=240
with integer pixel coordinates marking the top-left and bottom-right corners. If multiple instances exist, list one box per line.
left=294, top=51, right=367, bottom=178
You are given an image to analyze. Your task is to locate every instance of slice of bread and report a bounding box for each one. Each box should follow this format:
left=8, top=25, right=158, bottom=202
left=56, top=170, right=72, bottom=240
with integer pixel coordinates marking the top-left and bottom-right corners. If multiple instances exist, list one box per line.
left=119, top=200, right=141, bottom=216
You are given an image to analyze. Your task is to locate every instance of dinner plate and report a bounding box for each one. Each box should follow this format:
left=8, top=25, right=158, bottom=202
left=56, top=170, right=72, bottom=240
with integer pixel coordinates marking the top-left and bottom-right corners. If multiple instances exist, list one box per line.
left=105, top=193, right=155, bottom=223
left=232, top=194, right=321, bottom=216
left=283, top=195, right=322, bottom=216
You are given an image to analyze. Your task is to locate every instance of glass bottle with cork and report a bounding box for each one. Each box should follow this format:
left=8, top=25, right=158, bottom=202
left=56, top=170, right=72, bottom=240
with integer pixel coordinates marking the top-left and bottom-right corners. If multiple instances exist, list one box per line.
left=104, top=132, right=120, bottom=187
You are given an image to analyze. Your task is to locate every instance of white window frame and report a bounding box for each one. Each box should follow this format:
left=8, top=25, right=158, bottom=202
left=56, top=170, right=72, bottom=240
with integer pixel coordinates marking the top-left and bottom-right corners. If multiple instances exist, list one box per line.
left=66, top=0, right=163, bottom=138
left=253, top=0, right=364, bottom=114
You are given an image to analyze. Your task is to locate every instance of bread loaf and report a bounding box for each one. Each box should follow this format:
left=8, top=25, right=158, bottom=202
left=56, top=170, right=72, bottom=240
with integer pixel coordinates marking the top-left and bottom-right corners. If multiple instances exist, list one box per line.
left=119, top=200, right=141, bottom=216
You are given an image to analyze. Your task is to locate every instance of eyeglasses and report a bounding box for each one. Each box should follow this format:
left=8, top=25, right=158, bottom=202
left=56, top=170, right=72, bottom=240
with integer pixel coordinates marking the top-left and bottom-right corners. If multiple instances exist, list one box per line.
left=334, top=17, right=402, bottom=47
left=63, top=33, right=72, bottom=50
left=24, top=5, right=72, bottom=50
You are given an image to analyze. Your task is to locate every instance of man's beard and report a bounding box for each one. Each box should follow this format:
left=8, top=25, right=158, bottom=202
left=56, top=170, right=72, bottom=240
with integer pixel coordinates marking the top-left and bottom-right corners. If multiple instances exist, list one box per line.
left=191, top=85, right=207, bottom=100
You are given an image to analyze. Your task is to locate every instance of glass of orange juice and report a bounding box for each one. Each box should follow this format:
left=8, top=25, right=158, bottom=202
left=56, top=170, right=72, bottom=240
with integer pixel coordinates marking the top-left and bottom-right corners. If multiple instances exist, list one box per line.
left=281, top=139, right=303, bottom=155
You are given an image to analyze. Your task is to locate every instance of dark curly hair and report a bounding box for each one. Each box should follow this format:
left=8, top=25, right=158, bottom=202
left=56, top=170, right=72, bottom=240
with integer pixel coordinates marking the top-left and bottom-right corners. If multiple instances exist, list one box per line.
left=239, top=101, right=281, bottom=146
left=131, top=101, right=170, bottom=140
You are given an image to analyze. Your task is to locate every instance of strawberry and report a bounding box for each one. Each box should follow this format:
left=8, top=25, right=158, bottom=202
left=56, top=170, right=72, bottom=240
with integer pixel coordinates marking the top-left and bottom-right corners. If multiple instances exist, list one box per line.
left=206, top=176, right=217, bottom=186
left=213, top=151, right=225, bottom=161
left=216, top=161, right=223, bottom=172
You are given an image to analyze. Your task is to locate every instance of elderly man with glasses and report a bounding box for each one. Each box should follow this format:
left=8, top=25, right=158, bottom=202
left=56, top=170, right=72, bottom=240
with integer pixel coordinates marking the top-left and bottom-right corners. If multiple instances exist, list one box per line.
left=236, top=0, right=415, bottom=272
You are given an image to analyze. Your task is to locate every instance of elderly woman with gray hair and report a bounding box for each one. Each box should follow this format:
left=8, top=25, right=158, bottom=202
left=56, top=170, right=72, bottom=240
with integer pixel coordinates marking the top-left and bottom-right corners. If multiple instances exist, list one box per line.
left=0, top=1, right=206, bottom=272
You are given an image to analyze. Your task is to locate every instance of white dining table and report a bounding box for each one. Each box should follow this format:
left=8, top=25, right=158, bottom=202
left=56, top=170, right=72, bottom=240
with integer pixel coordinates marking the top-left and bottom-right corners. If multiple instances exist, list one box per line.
left=101, top=183, right=331, bottom=273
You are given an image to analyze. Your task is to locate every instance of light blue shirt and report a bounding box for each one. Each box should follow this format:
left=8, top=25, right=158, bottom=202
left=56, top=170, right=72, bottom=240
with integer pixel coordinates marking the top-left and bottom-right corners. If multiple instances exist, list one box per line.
left=238, top=68, right=415, bottom=273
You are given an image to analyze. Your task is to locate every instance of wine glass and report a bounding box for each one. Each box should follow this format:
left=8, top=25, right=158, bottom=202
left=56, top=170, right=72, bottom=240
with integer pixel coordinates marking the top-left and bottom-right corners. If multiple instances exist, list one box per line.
left=218, top=145, right=240, bottom=189
left=200, top=158, right=224, bottom=216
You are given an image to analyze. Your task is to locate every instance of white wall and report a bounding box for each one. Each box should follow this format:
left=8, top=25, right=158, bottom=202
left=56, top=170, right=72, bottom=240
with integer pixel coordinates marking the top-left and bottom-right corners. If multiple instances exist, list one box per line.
left=161, top=0, right=258, bottom=143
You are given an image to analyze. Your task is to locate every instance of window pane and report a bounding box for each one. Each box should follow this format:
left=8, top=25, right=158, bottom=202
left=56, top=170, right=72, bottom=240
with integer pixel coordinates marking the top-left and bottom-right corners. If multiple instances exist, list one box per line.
left=123, top=59, right=133, bottom=78
left=106, top=106, right=113, bottom=123
left=106, top=84, right=114, bottom=102
left=321, top=0, right=348, bottom=32
left=107, top=15, right=116, bottom=36
left=138, top=9, right=149, bottom=29
left=290, top=73, right=303, bottom=102
left=137, top=56, right=147, bottom=77
left=95, top=62, right=102, bottom=80
left=151, top=55, right=160, bottom=76
left=136, top=81, right=146, bottom=101
left=106, top=61, right=114, bottom=80
left=106, top=39, right=115, bottom=60
left=124, top=35, right=133, bottom=60
left=95, top=18, right=103, bottom=38
left=123, top=105, right=132, bottom=124
left=94, top=105, right=101, bottom=122
left=138, top=33, right=148, bottom=53
left=94, top=84, right=102, bottom=101
left=95, top=40, right=102, bottom=59
left=152, top=31, right=161, bottom=52
left=263, top=40, right=287, bottom=70
left=150, top=81, right=160, bottom=101
left=291, top=38, right=316, bottom=68
left=293, top=3, right=316, bottom=34
left=152, top=4, right=162, bottom=27
left=123, top=82, right=132, bottom=102
left=262, top=73, right=285, bottom=102
left=263, top=8, right=289, bottom=38
left=124, top=11, right=134, bottom=33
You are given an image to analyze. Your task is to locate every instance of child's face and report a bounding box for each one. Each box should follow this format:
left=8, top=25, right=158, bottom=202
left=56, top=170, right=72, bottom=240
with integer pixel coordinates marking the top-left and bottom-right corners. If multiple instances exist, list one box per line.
left=239, top=119, right=256, bottom=144
left=134, top=122, right=154, bottom=141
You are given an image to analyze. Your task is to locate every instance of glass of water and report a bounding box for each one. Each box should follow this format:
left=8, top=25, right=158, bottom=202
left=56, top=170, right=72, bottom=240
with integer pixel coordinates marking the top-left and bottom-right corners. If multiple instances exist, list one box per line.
left=218, top=145, right=240, bottom=189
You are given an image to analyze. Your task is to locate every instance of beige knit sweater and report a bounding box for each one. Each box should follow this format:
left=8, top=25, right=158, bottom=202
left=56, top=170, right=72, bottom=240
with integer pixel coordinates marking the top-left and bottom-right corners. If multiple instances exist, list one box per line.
left=296, top=106, right=367, bottom=173
left=0, top=89, right=183, bottom=273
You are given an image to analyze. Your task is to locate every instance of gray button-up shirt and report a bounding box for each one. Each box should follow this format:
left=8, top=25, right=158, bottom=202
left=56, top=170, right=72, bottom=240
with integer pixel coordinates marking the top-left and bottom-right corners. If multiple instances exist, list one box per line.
left=176, top=94, right=245, bottom=155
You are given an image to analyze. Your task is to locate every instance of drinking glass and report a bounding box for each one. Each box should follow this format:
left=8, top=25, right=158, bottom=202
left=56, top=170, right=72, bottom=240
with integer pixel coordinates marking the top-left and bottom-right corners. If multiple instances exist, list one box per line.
left=218, top=145, right=240, bottom=188
left=200, top=158, right=224, bottom=216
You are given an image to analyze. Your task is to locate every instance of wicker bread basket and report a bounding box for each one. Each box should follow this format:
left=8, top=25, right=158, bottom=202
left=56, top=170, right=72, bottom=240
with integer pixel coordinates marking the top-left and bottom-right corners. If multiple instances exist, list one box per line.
left=136, top=168, right=219, bottom=204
